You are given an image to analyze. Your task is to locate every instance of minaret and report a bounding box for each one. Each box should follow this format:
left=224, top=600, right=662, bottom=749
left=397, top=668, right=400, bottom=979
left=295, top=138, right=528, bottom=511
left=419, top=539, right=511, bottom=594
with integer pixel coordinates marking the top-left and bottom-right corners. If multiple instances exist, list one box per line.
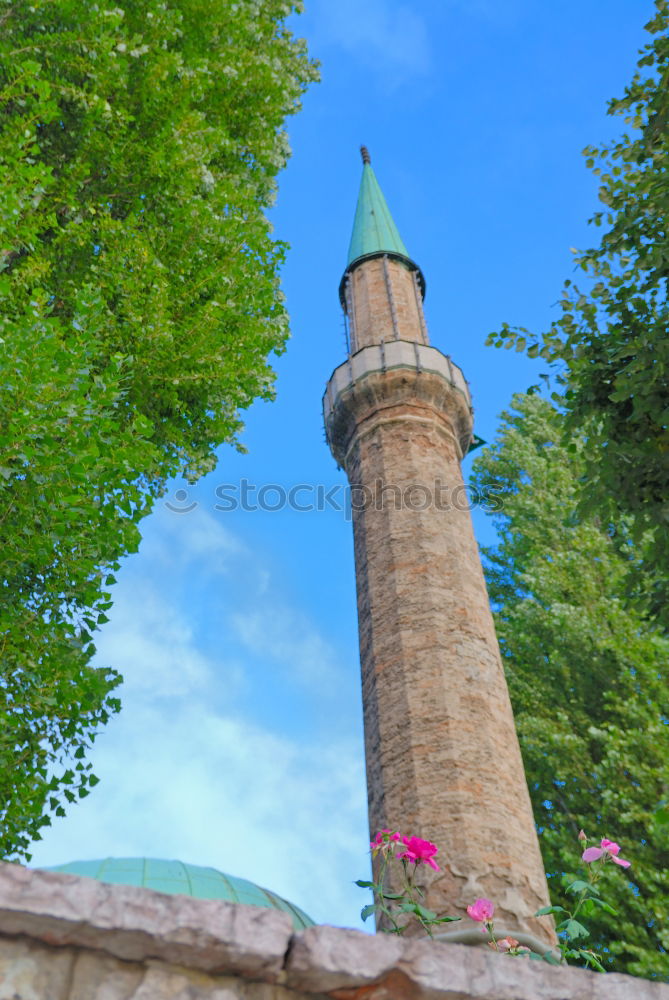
left=323, top=149, right=555, bottom=950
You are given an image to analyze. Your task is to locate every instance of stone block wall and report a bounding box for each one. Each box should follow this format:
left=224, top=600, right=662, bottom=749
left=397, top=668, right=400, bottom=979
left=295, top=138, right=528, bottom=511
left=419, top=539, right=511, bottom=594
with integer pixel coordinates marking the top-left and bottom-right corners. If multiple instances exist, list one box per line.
left=1, top=862, right=668, bottom=1000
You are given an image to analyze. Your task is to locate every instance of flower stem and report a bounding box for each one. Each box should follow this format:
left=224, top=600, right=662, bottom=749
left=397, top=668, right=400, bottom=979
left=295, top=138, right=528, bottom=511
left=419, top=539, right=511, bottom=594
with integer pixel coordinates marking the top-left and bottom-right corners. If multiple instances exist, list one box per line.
left=401, top=859, right=433, bottom=938
left=375, top=852, right=402, bottom=934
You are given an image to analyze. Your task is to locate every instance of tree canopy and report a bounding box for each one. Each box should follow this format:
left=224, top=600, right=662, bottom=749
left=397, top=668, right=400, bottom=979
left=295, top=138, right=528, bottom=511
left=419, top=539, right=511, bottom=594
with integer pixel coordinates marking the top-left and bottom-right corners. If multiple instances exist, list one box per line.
left=487, top=0, right=669, bottom=628
left=471, top=394, right=669, bottom=980
left=0, top=0, right=317, bottom=860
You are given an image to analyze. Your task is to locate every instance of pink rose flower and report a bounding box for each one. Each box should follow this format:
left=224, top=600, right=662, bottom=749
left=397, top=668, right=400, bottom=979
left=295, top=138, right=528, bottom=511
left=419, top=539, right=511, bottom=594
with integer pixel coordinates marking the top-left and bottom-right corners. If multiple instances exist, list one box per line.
left=497, top=936, right=519, bottom=952
left=370, top=829, right=402, bottom=853
left=396, top=835, right=440, bottom=871
left=494, top=937, right=530, bottom=956
left=466, top=898, right=495, bottom=922
left=582, top=837, right=631, bottom=868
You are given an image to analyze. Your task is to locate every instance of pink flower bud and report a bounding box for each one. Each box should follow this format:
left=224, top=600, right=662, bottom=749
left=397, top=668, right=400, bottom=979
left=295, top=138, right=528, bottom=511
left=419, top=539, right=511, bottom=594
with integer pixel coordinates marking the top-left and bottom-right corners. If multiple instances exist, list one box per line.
left=370, top=829, right=402, bottom=853
left=497, top=936, right=520, bottom=952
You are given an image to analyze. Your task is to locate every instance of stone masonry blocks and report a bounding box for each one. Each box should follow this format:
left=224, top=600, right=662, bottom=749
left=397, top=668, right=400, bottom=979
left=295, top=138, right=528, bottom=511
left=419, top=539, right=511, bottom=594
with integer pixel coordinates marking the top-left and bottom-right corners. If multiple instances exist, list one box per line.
left=286, top=925, right=669, bottom=1000
left=0, top=862, right=293, bottom=980
left=1, top=867, right=668, bottom=1000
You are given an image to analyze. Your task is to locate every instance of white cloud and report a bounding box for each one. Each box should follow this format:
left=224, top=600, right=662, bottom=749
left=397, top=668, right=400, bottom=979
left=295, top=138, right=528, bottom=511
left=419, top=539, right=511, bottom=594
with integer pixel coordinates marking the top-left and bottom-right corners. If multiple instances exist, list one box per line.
left=28, top=506, right=369, bottom=930
left=309, top=0, right=432, bottom=84
left=99, top=587, right=228, bottom=700
left=95, top=507, right=249, bottom=701
left=447, top=0, right=522, bottom=23
left=230, top=605, right=343, bottom=692
left=31, top=695, right=368, bottom=926
left=138, top=503, right=246, bottom=574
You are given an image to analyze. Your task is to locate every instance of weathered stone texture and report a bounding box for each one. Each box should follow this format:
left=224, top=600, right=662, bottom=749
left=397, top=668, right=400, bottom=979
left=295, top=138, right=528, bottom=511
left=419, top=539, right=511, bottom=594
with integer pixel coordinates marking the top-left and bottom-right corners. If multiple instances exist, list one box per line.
left=339, top=376, right=552, bottom=943
left=346, top=258, right=427, bottom=351
left=285, top=925, right=669, bottom=1000
left=0, top=935, right=74, bottom=1000
left=1, top=866, right=668, bottom=1000
left=0, top=862, right=292, bottom=980
left=0, top=936, right=301, bottom=1000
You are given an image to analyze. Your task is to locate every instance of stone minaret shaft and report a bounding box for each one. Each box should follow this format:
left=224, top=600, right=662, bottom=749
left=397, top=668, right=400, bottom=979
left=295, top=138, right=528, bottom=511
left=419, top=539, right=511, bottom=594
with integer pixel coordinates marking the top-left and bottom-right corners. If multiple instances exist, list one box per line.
left=324, top=150, right=555, bottom=950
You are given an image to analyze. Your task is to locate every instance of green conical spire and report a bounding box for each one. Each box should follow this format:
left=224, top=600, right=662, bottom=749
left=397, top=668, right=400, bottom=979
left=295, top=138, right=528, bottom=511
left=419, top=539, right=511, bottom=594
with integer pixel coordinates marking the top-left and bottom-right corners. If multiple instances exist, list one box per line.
left=347, top=147, right=411, bottom=267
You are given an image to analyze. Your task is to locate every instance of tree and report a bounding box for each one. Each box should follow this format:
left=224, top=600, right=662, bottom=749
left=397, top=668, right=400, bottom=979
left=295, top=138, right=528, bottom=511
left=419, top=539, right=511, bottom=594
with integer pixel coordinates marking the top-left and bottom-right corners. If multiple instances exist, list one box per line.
left=0, top=0, right=318, bottom=860
left=487, top=1, right=669, bottom=627
left=471, top=394, right=669, bottom=980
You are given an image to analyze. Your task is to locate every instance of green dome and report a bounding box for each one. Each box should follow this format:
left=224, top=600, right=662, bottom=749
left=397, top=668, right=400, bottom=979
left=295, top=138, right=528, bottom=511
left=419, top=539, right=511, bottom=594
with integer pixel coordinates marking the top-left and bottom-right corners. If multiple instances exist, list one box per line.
left=45, top=858, right=315, bottom=931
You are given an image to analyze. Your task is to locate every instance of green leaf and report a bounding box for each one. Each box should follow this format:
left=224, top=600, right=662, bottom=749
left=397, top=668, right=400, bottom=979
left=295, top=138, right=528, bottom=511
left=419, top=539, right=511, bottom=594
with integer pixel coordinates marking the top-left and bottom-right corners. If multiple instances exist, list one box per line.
left=533, top=951, right=561, bottom=965
left=360, top=904, right=377, bottom=922
left=535, top=905, right=567, bottom=916
left=565, top=920, right=589, bottom=941
left=565, top=880, right=590, bottom=895
left=588, top=899, right=617, bottom=916
left=653, top=806, right=669, bottom=826
left=579, top=950, right=606, bottom=973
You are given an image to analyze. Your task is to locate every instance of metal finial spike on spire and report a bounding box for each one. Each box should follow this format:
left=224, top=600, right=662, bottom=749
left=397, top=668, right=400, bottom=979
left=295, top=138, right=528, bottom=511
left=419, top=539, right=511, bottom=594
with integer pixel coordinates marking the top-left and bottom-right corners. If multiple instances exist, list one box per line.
left=360, top=145, right=371, bottom=165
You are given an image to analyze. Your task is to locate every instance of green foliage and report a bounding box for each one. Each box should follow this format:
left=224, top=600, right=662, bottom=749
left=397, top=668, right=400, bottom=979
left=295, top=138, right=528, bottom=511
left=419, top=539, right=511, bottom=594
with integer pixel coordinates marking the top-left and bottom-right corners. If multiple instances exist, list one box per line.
left=0, top=0, right=317, bottom=860
left=486, top=1, right=669, bottom=626
left=536, top=863, right=624, bottom=973
left=471, top=395, right=669, bottom=979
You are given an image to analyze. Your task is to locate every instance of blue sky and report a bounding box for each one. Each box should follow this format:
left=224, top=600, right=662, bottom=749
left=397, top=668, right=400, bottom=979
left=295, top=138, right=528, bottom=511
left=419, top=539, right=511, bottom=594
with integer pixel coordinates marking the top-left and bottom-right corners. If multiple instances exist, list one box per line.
left=29, top=0, right=652, bottom=929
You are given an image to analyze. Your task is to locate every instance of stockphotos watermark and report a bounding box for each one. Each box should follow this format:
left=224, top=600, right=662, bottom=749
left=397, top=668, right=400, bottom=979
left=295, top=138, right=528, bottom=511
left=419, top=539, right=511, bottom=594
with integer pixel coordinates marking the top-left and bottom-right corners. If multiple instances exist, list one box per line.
left=164, top=479, right=504, bottom=519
